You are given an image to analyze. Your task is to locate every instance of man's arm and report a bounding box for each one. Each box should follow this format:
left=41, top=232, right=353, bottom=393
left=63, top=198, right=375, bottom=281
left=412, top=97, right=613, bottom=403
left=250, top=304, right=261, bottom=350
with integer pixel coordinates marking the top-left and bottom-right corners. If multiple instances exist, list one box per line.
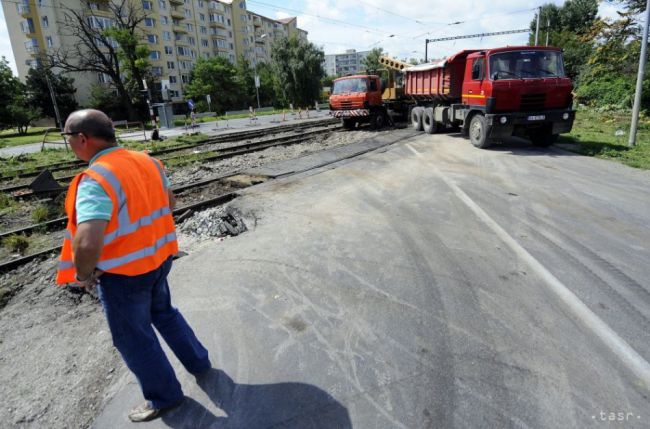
left=73, top=219, right=109, bottom=280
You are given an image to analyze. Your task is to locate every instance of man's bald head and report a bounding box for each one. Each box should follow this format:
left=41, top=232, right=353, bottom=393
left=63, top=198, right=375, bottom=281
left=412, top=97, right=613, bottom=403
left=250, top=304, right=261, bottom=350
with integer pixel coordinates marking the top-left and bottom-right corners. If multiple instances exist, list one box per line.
left=65, top=109, right=116, bottom=144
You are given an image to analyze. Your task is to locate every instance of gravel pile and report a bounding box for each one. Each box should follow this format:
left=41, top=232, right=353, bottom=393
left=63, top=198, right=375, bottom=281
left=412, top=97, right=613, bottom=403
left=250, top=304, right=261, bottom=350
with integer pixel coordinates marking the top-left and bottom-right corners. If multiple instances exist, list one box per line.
left=178, top=206, right=247, bottom=239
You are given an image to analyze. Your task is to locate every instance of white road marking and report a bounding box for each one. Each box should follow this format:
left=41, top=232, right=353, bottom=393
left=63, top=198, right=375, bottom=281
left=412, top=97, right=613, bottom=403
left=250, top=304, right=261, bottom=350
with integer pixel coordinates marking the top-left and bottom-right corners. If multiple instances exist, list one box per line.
left=406, top=143, right=650, bottom=391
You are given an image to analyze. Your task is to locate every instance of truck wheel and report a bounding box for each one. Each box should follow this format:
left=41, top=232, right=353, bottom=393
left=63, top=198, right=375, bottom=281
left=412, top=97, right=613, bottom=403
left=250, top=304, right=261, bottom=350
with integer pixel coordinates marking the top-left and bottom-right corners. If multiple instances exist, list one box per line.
left=342, top=118, right=356, bottom=130
left=469, top=114, right=492, bottom=148
left=370, top=111, right=385, bottom=130
left=423, top=108, right=438, bottom=134
left=530, top=132, right=558, bottom=147
left=411, top=107, right=423, bottom=131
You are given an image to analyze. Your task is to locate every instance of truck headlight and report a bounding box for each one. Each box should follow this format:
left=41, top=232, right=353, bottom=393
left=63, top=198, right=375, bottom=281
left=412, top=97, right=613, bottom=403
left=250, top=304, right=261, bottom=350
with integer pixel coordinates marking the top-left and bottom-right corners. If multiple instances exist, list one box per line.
left=500, top=116, right=507, bottom=124
left=562, top=113, right=569, bottom=120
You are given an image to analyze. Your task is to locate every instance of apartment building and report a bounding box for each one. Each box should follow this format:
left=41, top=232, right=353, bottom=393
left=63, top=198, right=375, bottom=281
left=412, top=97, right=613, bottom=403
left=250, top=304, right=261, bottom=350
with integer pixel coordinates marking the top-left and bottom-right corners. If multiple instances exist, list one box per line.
left=2, top=0, right=308, bottom=105
left=323, top=49, right=370, bottom=77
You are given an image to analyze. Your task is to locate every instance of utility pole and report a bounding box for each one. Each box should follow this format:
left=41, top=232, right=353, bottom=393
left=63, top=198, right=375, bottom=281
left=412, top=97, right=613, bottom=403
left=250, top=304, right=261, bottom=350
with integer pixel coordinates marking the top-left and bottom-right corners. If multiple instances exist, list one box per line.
left=546, top=19, right=550, bottom=46
left=45, top=74, right=62, bottom=130
left=629, top=0, right=650, bottom=147
left=535, top=6, right=541, bottom=45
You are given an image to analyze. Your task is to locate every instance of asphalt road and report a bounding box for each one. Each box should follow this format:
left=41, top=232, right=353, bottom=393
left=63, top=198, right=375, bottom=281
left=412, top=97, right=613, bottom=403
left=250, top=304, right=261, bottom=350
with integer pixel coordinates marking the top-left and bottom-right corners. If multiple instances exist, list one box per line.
left=94, top=129, right=649, bottom=428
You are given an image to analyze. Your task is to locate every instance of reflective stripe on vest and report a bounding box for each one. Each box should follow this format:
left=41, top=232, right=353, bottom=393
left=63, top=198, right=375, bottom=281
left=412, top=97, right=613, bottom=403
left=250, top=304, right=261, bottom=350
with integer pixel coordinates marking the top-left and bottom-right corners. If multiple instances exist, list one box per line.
left=96, top=231, right=177, bottom=271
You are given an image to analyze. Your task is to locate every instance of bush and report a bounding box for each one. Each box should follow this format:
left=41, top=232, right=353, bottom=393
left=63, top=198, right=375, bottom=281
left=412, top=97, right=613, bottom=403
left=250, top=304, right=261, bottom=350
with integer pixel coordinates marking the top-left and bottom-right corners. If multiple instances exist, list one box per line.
left=31, top=204, right=52, bottom=224
left=3, top=235, right=29, bottom=254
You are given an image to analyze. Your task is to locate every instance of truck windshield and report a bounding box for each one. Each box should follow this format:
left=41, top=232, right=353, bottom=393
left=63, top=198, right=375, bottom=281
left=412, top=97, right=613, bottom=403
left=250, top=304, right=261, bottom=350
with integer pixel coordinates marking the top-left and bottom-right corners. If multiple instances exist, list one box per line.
left=489, top=50, right=566, bottom=80
left=332, top=78, right=368, bottom=94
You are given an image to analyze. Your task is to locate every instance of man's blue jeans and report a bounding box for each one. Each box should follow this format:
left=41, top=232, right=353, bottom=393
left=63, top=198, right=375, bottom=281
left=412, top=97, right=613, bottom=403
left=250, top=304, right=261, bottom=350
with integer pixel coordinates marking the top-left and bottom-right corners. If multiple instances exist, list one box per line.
left=97, top=256, right=210, bottom=409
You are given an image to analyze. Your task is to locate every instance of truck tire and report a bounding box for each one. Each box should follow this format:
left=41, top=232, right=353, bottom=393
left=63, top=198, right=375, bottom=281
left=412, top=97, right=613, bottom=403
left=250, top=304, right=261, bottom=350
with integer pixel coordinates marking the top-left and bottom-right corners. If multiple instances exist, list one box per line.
left=411, top=107, right=423, bottom=131
left=469, top=114, right=492, bottom=149
left=370, top=111, right=386, bottom=130
left=423, top=107, right=438, bottom=134
left=342, top=118, right=356, bottom=130
left=530, top=132, right=558, bottom=147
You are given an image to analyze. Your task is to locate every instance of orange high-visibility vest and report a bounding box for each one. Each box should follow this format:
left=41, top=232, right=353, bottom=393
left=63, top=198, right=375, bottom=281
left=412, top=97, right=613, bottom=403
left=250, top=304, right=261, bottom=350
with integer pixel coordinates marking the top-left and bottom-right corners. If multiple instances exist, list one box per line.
left=56, top=148, right=178, bottom=284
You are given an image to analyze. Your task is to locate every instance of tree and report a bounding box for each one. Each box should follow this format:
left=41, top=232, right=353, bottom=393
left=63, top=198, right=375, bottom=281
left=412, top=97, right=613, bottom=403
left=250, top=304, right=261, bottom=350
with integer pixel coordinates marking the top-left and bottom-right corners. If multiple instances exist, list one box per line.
left=607, top=0, right=647, bottom=14
left=0, top=57, right=38, bottom=134
left=235, top=56, right=255, bottom=107
left=529, top=1, right=599, bottom=79
left=25, top=65, right=78, bottom=128
left=48, top=0, right=151, bottom=120
left=362, top=47, right=385, bottom=73
left=271, top=36, right=325, bottom=108
left=184, top=56, right=242, bottom=113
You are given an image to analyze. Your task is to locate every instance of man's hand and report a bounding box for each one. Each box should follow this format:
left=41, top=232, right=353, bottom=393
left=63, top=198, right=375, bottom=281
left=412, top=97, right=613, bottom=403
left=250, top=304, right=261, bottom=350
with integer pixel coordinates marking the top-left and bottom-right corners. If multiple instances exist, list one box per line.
left=75, top=269, right=104, bottom=290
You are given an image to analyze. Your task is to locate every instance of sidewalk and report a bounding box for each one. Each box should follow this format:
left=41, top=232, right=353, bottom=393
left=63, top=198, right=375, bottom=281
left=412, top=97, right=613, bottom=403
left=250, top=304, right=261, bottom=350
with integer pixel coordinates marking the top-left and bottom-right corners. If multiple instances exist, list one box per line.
left=0, top=110, right=332, bottom=158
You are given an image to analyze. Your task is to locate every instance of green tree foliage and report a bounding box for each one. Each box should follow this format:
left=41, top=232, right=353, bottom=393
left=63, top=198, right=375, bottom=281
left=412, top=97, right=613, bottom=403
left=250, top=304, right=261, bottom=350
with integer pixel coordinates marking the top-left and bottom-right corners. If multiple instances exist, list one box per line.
left=235, top=56, right=255, bottom=107
left=25, top=65, right=78, bottom=127
left=0, top=58, right=39, bottom=134
left=184, top=56, right=242, bottom=113
left=530, top=1, right=599, bottom=78
left=0, top=58, right=22, bottom=130
left=271, top=36, right=325, bottom=108
left=576, top=14, right=650, bottom=109
left=361, top=47, right=385, bottom=73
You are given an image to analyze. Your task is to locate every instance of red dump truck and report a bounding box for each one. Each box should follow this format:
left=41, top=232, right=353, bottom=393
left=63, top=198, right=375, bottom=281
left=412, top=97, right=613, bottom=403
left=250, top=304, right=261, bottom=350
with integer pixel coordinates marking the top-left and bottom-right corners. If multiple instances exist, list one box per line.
left=329, top=46, right=575, bottom=148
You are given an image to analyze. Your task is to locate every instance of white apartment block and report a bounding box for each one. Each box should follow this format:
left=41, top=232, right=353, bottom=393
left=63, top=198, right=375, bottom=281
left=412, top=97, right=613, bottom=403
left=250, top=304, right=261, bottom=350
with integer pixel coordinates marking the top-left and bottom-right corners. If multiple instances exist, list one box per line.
left=323, top=49, right=370, bottom=77
left=2, top=0, right=308, bottom=105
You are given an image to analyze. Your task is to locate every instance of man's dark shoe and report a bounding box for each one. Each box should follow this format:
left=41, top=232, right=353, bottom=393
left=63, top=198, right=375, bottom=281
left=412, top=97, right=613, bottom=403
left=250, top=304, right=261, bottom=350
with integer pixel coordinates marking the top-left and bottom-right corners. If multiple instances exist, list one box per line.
left=128, top=400, right=182, bottom=422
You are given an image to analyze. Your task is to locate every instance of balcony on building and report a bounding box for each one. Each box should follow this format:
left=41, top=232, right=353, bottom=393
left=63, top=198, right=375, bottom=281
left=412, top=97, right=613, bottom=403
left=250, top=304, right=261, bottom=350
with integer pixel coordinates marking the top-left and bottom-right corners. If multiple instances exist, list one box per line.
left=172, top=21, right=187, bottom=33
left=17, top=1, right=30, bottom=17
left=25, top=39, right=39, bottom=55
left=253, top=16, right=262, bottom=27
left=170, top=7, right=185, bottom=19
left=210, top=20, right=226, bottom=29
left=20, top=20, right=35, bottom=35
left=208, top=1, right=225, bottom=12
left=169, top=0, right=183, bottom=4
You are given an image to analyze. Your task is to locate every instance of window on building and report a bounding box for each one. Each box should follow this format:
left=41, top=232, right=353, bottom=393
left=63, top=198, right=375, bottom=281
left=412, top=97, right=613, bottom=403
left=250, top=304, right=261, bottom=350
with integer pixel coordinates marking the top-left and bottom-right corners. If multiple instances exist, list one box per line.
left=142, top=1, right=152, bottom=10
left=167, top=61, right=175, bottom=69
left=181, top=74, right=190, bottom=84
left=203, top=52, right=210, bottom=59
left=239, top=2, right=245, bottom=8
left=164, top=45, right=173, bottom=55
left=147, top=34, right=158, bottom=43
left=152, top=66, right=163, bottom=76
left=201, top=39, right=208, bottom=47
left=150, top=51, right=161, bottom=60
left=169, top=75, right=177, bottom=83
left=41, top=16, right=48, bottom=28
left=98, top=73, right=111, bottom=83
left=144, top=18, right=155, bottom=27
left=187, top=36, right=195, bottom=45
left=158, top=0, right=166, bottom=9
left=198, top=0, right=204, bottom=7
left=229, top=42, right=233, bottom=50
left=199, top=13, right=205, bottom=21
left=161, top=16, right=168, bottom=25
left=227, top=18, right=231, bottom=26
left=46, top=36, right=53, bottom=48
left=162, top=31, right=171, bottom=40
left=186, top=23, right=194, bottom=31
left=200, top=26, right=207, bottom=34
left=184, top=8, right=191, bottom=17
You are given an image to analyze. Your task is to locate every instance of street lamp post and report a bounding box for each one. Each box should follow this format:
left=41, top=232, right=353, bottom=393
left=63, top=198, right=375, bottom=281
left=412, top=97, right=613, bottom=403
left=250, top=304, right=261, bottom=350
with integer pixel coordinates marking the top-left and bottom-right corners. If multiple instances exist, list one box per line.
left=253, top=33, right=268, bottom=110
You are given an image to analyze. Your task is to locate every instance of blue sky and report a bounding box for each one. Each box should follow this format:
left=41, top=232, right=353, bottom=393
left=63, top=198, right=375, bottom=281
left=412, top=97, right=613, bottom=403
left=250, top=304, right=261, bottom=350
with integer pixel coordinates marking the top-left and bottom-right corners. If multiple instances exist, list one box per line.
left=0, top=0, right=625, bottom=76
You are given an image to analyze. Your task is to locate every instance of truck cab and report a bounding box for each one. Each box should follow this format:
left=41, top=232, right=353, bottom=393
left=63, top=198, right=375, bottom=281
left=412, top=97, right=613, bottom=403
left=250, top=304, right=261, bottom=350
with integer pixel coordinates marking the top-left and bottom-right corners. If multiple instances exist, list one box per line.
left=329, top=75, right=385, bottom=129
left=461, top=47, right=574, bottom=146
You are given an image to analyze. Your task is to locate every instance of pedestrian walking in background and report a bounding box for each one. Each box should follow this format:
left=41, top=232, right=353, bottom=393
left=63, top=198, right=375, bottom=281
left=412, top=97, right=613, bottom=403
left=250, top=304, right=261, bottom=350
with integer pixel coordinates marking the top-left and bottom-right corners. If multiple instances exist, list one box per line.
left=56, top=109, right=211, bottom=422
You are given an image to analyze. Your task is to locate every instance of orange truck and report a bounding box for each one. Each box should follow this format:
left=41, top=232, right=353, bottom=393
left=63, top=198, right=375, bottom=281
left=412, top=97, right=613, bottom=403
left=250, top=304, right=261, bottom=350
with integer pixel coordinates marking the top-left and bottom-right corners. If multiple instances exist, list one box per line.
left=329, top=46, right=575, bottom=148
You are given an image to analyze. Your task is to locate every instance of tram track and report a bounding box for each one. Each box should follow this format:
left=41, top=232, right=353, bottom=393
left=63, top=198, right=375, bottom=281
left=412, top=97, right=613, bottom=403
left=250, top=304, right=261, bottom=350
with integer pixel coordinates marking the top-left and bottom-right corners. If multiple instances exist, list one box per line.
left=0, top=117, right=338, bottom=187
left=1, top=123, right=339, bottom=201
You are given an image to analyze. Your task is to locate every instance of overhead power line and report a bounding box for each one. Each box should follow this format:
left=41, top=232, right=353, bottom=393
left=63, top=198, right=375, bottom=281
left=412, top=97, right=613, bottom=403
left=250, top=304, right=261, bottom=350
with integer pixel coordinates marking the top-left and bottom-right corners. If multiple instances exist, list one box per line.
left=426, top=28, right=530, bottom=43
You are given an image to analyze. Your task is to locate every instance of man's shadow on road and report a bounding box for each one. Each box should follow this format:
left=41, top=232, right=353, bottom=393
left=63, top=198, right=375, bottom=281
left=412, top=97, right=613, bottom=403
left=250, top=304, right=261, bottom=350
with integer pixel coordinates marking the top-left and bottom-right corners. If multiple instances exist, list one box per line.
left=162, top=369, right=352, bottom=428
